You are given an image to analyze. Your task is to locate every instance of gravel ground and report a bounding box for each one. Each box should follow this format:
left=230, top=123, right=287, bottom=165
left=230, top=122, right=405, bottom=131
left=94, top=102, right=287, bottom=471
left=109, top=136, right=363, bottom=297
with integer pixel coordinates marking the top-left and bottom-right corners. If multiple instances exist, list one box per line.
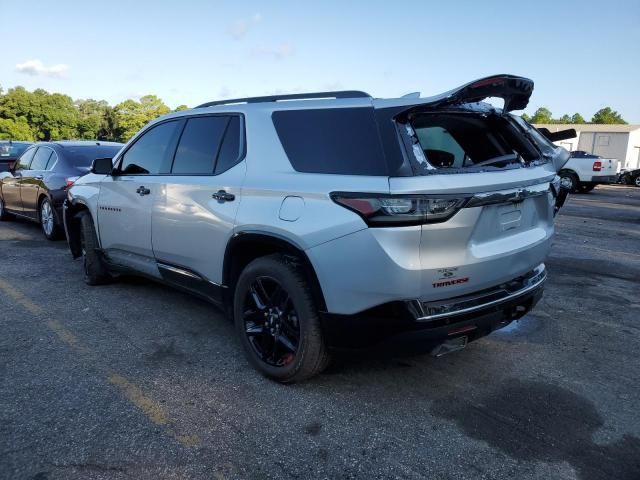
left=1, top=185, right=639, bottom=480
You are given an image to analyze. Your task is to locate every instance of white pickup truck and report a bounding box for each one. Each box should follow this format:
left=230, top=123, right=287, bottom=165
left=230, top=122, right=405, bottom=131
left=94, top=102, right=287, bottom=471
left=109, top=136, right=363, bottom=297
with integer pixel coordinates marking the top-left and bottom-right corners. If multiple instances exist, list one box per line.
left=558, top=150, right=619, bottom=193
left=534, top=128, right=619, bottom=193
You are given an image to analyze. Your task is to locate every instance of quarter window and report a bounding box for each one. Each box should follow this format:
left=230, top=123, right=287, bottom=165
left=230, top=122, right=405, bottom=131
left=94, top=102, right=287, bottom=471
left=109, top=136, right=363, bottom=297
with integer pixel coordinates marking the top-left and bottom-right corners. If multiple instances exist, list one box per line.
left=272, top=107, right=388, bottom=175
left=171, top=116, right=228, bottom=174
left=30, top=147, right=53, bottom=170
left=45, top=151, right=58, bottom=170
left=16, top=147, right=37, bottom=170
left=120, top=121, right=181, bottom=174
left=215, top=116, right=242, bottom=174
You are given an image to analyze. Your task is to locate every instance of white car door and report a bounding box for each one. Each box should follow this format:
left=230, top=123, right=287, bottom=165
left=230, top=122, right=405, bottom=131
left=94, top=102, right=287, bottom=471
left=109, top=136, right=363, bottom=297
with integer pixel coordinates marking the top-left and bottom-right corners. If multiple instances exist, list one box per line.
left=97, top=120, right=183, bottom=276
left=152, top=115, right=245, bottom=286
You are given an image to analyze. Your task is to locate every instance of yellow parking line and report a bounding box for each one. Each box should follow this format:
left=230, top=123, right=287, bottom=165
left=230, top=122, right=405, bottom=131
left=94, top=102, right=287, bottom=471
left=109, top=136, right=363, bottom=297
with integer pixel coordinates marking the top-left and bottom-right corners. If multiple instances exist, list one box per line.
left=0, top=277, right=44, bottom=316
left=108, top=374, right=170, bottom=425
left=0, top=276, right=200, bottom=448
left=46, top=319, right=81, bottom=348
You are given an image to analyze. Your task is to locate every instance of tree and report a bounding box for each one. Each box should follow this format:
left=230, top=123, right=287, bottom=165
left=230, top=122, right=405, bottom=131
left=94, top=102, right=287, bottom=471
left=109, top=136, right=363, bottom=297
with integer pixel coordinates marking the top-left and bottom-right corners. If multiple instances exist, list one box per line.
left=0, top=87, right=78, bottom=140
left=521, top=113, right=532, bottom=122
left=113, top=95, right=170, bottom=142
left=530, top=107, right=554, bottom=124
left=571, top=113, right=585, bottom=124
left=75, top=99, right=115, bottom=140
left=174, top=104, right=189, bottom=112
left=0, top=117, right=34, bottom=140
left=558, top=114, right=571, bottom=124
left=591, top=107, right=626, bottom=124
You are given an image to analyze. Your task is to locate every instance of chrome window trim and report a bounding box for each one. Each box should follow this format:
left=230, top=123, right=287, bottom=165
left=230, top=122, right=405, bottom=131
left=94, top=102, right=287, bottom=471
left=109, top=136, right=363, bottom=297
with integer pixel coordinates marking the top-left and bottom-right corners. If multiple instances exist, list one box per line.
left=465, top=179, right=555, bottom=208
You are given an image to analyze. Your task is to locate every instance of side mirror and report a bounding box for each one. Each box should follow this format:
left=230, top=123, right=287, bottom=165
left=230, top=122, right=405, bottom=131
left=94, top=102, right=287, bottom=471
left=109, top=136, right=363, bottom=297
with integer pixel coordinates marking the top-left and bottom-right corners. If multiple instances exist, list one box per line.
left=91, top=157, right=114, bottom=175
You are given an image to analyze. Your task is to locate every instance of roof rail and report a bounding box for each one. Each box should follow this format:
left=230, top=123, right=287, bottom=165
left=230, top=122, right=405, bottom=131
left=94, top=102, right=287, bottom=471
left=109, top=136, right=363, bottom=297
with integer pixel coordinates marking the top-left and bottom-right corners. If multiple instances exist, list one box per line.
left=196, top=90, right=371, bottom=108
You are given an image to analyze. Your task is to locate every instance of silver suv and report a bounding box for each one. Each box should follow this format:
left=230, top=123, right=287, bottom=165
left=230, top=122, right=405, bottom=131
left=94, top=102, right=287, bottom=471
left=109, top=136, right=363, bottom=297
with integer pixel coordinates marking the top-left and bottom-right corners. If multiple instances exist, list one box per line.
left=64, top=75, right=569, bottom=382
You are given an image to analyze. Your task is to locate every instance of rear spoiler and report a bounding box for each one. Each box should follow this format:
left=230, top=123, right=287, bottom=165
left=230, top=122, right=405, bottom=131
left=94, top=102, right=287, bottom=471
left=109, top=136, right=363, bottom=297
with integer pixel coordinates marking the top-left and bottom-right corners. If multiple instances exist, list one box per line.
left=427, top=74, right=534, bottom=112
left=537, top=128, right=577, bottom=142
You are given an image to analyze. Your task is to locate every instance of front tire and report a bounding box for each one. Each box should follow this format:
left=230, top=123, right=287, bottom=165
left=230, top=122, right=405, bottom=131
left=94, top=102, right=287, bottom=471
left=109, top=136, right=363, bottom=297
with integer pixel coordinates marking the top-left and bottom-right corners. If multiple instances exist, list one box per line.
left=233, top=254, right=330, bottom=383
left=635, top=176, right=640, bottom=187
left=79, top=212, right=111, bottom=285
left=0, top=196, right=14, bottom=221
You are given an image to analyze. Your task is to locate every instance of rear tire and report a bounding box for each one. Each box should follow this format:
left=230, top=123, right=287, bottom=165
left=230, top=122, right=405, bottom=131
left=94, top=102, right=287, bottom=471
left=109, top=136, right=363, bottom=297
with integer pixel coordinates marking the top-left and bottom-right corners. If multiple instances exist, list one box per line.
left=635, top=176, right=640, bottom=187
left=233, top=254, right=331, bottom=383
left=39, top=197, right=63, bottom=240
left=559, top=172, right=579, bottom=193
left=0, top=196, right=14, bottom=221
left=79, top=212, right=111, bottom=286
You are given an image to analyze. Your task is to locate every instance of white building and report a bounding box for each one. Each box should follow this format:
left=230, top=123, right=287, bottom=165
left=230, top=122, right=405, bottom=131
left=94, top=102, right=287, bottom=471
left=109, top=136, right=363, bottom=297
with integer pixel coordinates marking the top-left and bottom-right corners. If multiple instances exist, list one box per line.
left=534, top=124, right=640, bottom=170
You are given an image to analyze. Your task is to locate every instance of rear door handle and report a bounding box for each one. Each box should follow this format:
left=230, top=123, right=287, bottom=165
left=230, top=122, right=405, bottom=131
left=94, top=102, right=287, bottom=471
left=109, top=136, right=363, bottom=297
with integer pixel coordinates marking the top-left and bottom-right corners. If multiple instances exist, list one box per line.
left=34, top=175, right=43, bottom=180
left=136, top=186, right=151, bottom=196
left=212, top=189, right=235, bottom=202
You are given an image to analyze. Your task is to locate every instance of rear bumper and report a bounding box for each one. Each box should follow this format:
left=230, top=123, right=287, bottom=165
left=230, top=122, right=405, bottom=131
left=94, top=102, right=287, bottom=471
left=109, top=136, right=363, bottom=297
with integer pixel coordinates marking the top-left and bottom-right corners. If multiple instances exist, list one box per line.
left=320, top=265, right=545, bottom=349
left=590, top=175, right=617, bottom=184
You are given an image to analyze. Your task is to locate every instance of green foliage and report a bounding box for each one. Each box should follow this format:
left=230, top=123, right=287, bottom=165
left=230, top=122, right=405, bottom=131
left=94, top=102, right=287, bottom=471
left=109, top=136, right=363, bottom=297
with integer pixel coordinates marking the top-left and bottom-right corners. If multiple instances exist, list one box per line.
left=0, top=117, right=34, bottom=141
left=75, top=99, right=114, bottom=140
left=571, top=113, right=585, bottom=124
left=0, top=87, right=176, bottom=143
left=521, top=113, right=531, bottom=122
left=591, top=107, right=627, bottom=124
left=526, top=107, right=627, bottom=125
left=0, top=87, right=78, bottom=140
left=113, top=95, right=171, bottom=141
left=174, top=104, right=189, bottom=112
left=530, top=107, right=554, bottom=124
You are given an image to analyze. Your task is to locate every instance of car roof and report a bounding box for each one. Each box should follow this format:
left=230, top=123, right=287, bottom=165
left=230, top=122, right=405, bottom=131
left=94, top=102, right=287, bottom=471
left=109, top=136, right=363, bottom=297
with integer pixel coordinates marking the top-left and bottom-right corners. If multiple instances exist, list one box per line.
left=33, top=140, right=124, bottom=149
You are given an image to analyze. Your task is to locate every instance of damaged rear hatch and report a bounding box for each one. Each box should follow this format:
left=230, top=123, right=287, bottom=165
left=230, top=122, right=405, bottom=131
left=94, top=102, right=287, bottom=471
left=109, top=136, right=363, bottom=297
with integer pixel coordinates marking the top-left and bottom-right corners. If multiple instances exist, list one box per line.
left=373, top=75, right=569, bottom=300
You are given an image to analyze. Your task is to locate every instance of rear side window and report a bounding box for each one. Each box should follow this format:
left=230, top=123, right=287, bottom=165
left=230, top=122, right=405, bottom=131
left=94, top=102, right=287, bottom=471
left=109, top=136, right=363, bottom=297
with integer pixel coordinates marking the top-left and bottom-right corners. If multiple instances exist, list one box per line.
left=171, top=116, right=228, bottom=174
left=273, top=108, right=388, bottom=175
left=30, top=147, right=53, bottom=170
left=120, top=121, right=181, bottom=174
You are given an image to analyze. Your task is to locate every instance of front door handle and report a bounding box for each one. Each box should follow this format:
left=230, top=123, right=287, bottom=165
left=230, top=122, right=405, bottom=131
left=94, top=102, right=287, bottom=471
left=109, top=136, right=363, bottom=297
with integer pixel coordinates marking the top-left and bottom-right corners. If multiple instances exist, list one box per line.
left=34, top=175, right=44, bottom=180
left=136, top=186, right=151, bottom=196
left=212, top=189, right=235, bottom=202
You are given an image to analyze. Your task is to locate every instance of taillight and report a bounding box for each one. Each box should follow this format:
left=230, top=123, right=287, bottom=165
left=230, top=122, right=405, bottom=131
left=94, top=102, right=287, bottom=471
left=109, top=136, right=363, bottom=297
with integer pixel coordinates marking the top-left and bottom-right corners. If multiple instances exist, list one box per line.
left=593, top=161, right=602, bottom=171
left=331, top=193, right=468, bottom=226
left=65, top=176, right=79, bottom=188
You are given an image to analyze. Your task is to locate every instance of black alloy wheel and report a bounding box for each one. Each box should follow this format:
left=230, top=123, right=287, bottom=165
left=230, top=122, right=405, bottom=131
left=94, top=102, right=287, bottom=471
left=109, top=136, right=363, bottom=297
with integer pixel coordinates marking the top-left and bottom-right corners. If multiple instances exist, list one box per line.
left=243, top=276, right=300, bottom=367
left=234, top=254, right=330, bottom=383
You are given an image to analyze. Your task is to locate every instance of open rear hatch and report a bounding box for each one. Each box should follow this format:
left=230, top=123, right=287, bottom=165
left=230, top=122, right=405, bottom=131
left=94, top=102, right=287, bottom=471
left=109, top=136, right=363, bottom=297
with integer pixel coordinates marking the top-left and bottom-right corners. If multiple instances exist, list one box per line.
left=372, top=74, right=568, bottom=299
left=412, top=74, right=534, bottom=112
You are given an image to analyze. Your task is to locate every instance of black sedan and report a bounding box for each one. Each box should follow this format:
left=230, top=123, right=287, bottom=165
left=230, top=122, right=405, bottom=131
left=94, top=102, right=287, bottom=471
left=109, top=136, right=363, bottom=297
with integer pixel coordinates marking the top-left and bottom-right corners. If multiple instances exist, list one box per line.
left=0, top=141, right=33, bottom=172
left=618, top=168, right=640, bottom=187
left=0, top=141, right=122, bottom=239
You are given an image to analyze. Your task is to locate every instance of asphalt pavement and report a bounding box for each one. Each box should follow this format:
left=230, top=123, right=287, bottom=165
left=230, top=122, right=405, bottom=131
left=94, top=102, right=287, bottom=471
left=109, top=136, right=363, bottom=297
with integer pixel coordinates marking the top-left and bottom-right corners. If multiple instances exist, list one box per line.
left=1, top=185, right=639, bottom=480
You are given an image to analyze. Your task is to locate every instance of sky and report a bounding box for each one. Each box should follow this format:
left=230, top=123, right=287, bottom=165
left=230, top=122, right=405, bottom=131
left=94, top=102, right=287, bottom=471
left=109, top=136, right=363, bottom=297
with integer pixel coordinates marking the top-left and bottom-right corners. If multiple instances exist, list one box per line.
left=1, top=0, right=639, bottom=122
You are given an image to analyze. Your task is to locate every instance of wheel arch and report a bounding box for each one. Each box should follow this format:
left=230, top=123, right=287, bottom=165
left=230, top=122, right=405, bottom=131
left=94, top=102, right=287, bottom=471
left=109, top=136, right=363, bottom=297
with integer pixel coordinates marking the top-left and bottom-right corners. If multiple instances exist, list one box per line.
left=64, top=199, right=92, bottom=258
left=222, top=232, right=327, bottom=313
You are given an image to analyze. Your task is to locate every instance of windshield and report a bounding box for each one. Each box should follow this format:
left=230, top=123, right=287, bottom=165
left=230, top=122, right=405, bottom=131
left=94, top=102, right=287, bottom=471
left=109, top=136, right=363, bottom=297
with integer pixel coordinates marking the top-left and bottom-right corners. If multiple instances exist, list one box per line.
left=64, top=145, right=122, bottom=167
left=0, top=143, right=31, bottom=158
